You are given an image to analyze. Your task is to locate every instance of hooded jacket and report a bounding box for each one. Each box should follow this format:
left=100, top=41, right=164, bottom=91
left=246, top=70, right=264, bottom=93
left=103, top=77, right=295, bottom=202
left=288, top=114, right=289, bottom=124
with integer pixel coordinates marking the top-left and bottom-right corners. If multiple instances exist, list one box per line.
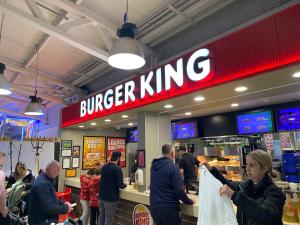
left=210, top=167, right=285, bottom=225
left=150, top=157, right=193, bottom=209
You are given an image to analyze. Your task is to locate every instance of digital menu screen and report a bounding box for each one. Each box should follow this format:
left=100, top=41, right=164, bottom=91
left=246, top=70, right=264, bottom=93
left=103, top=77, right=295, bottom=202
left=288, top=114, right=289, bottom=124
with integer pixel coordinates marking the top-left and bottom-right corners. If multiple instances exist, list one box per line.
left=171, top=123, right=176, bottom=140
left=277, top=107, right=300, bottom=131
left=175, top=121, right=198, bottom=139
left=237, top=111, right=273, bottom=134
left=128, top=129, right=138, bottom=142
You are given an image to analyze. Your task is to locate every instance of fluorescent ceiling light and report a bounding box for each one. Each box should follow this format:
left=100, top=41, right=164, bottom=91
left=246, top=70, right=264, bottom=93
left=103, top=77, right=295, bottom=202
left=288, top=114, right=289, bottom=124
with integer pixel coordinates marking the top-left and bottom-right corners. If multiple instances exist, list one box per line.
left=122, top=115, right=129, bottom=118
left=91, top=122, right=97, bottom=126
left=231, top=103, right=239, bottom=107
left=185, top=112, right=192, bottom=116
left=292, top=72, right=300, bottom=78
left=194, top=96, right=205, bottom=101
left=105, top=119, right=111, bottom=122
left=78, top=125, right=85, bottom=128
left=128, top=123, right=133, bottom=126
left=235, top=86, right=248, bottom=92
left=164, top=104, right=173, bottom=109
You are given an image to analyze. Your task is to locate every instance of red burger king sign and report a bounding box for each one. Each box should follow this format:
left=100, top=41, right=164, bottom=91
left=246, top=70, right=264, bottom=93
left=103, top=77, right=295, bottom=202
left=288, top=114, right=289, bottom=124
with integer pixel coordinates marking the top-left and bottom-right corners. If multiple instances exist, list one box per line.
left=132, top=204, right=153, bottom=225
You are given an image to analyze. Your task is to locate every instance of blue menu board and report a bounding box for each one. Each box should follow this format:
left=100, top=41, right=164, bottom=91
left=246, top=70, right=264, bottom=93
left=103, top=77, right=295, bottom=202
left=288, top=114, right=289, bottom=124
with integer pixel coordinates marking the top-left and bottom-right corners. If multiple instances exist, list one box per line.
left=277, top=107, right=300, bottom=131
left=175, top=121, right=198, bottom=139
left=237, top=111, right=273, bottom=134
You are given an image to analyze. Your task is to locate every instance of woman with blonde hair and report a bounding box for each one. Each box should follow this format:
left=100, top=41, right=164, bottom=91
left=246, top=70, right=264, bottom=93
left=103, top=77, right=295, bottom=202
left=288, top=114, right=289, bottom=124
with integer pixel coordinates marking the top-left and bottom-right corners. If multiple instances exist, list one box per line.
left=204, top=150, right=285, bottom=225
left=6, top=162, right=27, bottom=189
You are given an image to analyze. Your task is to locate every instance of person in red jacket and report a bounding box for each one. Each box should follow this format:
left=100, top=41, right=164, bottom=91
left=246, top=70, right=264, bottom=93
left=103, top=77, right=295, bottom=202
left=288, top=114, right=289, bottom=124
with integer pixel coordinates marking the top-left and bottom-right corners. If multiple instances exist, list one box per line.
left=89, top=167, right=101, bottom=225
left=78, top=169, right=94, bottom=225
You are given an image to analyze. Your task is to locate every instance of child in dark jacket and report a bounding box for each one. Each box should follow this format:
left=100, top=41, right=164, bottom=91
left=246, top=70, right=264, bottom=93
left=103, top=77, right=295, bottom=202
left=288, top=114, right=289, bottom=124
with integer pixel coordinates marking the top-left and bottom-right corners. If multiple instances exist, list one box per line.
left=89, top=167, right=101, bottom=225
left=78, top=169, right=94, bottom=225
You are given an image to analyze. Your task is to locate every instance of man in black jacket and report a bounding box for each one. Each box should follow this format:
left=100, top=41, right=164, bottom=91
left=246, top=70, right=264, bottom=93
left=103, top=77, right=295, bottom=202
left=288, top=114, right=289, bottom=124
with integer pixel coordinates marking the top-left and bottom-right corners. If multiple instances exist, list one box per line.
left=150, top=144, right=194, bottom=225
left=28, top=160, right=73, bottom=225
left=98, top=151, right=126, bottom=225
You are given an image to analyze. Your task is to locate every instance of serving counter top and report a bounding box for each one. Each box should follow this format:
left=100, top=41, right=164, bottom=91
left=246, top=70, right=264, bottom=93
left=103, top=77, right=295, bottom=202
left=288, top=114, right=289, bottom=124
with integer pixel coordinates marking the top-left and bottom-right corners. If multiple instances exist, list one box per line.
left=64, top=177, right=199, bottom=217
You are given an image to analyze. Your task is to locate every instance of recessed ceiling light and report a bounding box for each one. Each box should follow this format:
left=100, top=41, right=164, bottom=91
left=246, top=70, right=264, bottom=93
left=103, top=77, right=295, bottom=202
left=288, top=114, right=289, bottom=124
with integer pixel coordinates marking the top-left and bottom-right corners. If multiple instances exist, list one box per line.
left=235, top=86, right=248, bottom=92
left=91, top=122, right=97, bottom=126
left=121, top=115, right=128, bottom=118
left=78, top=125, right=84, bottom=128
left=292, top=72, right=300, bottom=78
left=231, top=103, right=239, bottom=107
left=194, top=96, right=205, bottom=102
left=289, top=118, right=296, bottom=121
left=164, top=104, right=173, bottom=109
left=128, top=123, right=133, bottom=126
left=105, top=119, right=111, bottom=122
left=185, top=112, right=192, bottom=116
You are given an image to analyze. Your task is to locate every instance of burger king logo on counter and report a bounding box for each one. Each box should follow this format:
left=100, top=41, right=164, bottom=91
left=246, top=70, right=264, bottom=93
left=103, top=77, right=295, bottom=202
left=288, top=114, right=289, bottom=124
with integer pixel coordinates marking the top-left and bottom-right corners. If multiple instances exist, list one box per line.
left=132, top=204, right=153, bottom=225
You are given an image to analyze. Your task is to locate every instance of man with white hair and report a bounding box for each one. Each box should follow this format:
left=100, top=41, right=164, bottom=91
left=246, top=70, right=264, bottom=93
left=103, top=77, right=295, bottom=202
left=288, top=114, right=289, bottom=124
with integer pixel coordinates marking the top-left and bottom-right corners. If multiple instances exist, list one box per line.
left=28, top=160, right=73, bottom=225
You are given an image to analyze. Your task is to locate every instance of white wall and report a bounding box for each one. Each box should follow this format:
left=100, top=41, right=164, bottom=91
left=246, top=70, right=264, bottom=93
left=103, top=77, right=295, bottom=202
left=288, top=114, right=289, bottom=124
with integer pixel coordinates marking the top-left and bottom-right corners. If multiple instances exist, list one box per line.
left=0, top=141, right=55, bottom=177
left=38, top=103, right=64, bottom=138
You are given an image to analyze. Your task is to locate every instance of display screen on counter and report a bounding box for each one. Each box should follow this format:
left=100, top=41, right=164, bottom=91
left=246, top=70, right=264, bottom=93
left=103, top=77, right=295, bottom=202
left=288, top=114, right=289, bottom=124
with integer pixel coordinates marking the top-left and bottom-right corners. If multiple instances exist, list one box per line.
left=128, top=129, right=138, bottom=142
left=175, top=121, right=198, bottom=139
left=277, top=107, right=300, bottom=131
left=237, top=111, right=273, bottom=134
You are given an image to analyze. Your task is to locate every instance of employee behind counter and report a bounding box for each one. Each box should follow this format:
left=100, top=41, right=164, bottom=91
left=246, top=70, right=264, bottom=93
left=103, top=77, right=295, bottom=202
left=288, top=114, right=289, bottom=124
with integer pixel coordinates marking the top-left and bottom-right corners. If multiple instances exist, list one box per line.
left=177, top=145, right=200, bottom=193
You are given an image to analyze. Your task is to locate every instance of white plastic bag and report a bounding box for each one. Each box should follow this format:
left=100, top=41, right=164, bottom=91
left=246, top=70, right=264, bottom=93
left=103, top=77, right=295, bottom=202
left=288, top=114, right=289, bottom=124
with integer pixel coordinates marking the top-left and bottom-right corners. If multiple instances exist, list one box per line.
left=197, top=166, right=238, bottom=225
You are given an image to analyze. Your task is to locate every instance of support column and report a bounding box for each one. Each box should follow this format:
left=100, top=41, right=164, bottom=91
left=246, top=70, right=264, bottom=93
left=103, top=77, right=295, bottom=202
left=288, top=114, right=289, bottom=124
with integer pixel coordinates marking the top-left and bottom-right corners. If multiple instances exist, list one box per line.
left=137, top=112, right=171, bottom=191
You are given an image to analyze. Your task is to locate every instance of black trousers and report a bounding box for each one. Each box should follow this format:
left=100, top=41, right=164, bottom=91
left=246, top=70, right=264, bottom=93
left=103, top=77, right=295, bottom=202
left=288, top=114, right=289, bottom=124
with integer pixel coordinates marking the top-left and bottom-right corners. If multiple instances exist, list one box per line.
left=90, top=207, right=99, bottom=225
left=150, top=208, right=181, bottom=225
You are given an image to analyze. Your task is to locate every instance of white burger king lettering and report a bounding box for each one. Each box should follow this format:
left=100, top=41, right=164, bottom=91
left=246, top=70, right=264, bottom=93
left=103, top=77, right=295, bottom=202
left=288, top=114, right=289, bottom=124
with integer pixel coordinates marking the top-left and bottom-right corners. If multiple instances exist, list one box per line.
left=80, top=48, right=211, bottom=117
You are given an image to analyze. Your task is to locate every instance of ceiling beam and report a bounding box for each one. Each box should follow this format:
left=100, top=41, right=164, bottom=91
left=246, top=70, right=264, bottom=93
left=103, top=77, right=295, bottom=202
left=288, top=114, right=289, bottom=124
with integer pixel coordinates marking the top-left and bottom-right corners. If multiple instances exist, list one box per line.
left=94, top=25, right=113, bottom=51
left=0, top=1, right=109, bottom=61
left=59, top=17, right=93, bottom=31
left=37, top=0, right=117, bottom=35
left=11, top=84, right=66, bottom=104
left=1, top=96, right=29, bottom=105
left=0, top=108, right=47, bottom=121
left=0, top=58, right=80, bottom=92
left=24, top=0, right=46, bottom=21
left=38, top=0, right=158, bottom=56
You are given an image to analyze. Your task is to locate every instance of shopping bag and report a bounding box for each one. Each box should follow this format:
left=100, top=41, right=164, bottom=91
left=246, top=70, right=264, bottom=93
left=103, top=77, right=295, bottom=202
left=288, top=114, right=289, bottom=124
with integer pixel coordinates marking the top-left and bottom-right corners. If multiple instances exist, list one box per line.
left=197, top=166, right=238, bottom=225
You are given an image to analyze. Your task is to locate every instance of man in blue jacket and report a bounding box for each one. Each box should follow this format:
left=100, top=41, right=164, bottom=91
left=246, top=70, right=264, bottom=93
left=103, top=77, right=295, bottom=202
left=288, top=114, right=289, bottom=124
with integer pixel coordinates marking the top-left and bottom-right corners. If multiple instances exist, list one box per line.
left=28, top=160, right=73, bottom=225
left=150, top=143, right=194, bottom=225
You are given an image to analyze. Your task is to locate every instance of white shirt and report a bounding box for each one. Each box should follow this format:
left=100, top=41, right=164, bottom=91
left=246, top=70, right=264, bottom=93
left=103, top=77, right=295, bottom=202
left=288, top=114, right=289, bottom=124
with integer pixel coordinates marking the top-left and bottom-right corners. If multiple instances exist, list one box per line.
left=197, top=166, right=238, bottom=225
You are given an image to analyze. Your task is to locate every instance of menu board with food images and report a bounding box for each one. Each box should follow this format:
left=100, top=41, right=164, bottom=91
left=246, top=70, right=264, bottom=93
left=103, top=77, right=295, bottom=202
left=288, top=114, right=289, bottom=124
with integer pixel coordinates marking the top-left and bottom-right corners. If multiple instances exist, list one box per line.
left=263, top=133, right=274, bottom=152
left=82, top=136, right=106, bottom=170
left=107, top=137, right=126, bottom=168
left=279, top=132, right=294, bottom=150
left=237, top=111, right=273, bottom=134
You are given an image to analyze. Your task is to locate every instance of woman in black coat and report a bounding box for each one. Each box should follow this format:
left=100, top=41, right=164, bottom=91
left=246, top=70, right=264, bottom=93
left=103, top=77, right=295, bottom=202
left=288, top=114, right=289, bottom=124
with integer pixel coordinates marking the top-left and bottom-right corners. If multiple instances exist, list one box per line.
left=204, top=150, right=285, bottom=225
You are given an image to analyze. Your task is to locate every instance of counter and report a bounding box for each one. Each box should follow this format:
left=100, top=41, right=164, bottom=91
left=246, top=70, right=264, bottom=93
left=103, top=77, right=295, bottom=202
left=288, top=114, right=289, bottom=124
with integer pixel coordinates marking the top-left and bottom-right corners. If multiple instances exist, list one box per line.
left=64, top=177, right=199, bottom=217
left=64, top=178, right=298, bottom=225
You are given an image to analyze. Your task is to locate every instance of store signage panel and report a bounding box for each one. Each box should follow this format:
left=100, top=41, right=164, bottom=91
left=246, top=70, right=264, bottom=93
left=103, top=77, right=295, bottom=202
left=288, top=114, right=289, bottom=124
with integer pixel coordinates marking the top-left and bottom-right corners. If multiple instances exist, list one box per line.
left=79, top=48, right=212, bottom=117
left=62, top=4, right=300, bottom=127
left=106, top=137, right=126, bottom=168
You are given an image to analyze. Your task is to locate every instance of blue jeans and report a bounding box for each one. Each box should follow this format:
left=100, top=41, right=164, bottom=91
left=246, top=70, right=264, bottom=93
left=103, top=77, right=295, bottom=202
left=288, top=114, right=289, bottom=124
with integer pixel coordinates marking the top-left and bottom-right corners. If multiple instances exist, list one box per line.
left=98, top=200, right=118, bottom=225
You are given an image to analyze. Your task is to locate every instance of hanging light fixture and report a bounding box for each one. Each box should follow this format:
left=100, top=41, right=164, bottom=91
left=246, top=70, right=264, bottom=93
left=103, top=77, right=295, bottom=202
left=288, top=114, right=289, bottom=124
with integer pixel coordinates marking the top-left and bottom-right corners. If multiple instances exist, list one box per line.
left=107, top=0, right=145, bottom=70
left=0, top=63, right=11, bottom=95
left=24, top=47, right=44, bottom=116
